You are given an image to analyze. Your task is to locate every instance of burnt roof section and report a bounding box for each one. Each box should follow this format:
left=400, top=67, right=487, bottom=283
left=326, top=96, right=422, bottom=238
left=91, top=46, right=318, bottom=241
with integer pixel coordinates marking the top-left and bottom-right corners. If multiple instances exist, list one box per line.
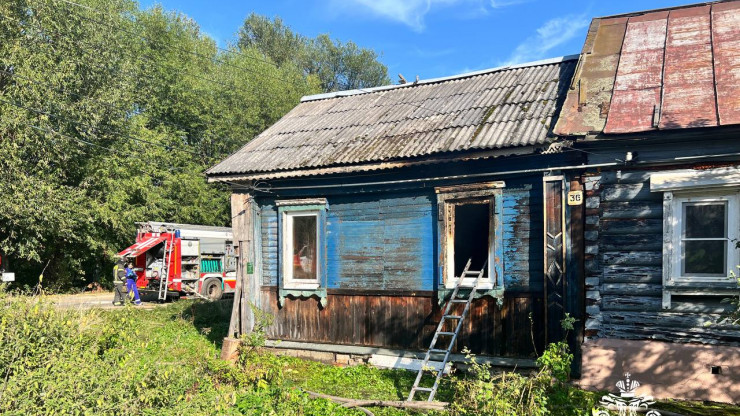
left=554, top=0, right=740, bottom=136
left=207, top=56, right=578, bottom=179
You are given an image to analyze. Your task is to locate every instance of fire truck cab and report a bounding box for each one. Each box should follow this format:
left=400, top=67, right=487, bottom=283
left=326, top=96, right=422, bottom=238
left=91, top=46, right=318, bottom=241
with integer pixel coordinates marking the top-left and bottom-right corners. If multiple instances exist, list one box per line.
left=117, top=222, right=236, bottom=301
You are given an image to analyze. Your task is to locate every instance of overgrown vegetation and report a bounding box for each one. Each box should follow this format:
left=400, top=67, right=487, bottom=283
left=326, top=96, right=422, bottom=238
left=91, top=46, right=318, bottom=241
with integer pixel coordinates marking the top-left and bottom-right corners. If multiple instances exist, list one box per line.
left=0, top=0, right=389, bottom=290
left=448, top=314, right=596, bottom=416
left=1, top=288, right=737, bottom=415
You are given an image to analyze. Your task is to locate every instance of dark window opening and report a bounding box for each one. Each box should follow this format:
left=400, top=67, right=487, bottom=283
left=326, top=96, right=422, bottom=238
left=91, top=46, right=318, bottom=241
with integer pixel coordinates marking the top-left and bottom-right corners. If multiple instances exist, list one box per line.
left=454, top=203, right=490, bottom=278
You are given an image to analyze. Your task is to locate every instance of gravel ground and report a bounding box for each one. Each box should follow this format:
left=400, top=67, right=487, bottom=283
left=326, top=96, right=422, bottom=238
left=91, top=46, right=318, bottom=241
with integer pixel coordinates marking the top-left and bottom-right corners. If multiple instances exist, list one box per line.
left=48, top=291, right=166, bottom=310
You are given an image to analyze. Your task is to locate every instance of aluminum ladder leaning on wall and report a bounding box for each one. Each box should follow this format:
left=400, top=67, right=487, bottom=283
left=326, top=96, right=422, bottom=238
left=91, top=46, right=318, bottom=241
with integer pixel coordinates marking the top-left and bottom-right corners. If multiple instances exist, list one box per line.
left=407, top=257, right=486, bottom=402
left=158, top=239, right=174, bottom=301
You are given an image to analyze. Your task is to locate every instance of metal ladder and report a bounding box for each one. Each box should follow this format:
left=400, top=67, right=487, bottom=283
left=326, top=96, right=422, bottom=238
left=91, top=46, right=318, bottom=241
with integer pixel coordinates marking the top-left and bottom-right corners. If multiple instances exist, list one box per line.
left=407, top=258, right=487, bottom=402
left=158, top=239, right=174, bottom=301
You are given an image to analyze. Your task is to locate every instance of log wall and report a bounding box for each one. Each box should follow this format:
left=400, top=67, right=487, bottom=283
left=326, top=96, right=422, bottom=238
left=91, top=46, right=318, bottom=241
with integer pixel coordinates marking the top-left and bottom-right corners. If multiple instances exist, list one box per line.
left=584, top=167, right=740, bottom=346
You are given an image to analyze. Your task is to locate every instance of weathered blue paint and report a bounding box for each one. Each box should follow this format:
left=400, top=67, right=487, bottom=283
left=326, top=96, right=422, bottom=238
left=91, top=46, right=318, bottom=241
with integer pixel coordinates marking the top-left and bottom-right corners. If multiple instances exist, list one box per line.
left=260, top=203, right=278, bottom=286
left=494, top=194, right=505, bottom=289
left=257, top=175, right=543, bottom=295
left=259, top=191, right=436, bottom=291
left=327, top=192, right=435, bottom=291
left=502, top=180, right=544, bottom=292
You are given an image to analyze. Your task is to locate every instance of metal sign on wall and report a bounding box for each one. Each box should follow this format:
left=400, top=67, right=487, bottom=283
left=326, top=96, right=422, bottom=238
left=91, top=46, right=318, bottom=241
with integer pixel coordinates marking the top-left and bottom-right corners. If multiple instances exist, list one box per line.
left=567, top=190, right=583, bottom=206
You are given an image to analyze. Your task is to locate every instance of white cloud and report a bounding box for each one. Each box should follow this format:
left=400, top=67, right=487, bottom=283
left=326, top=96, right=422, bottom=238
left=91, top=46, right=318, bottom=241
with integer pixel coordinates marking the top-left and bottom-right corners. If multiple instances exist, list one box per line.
left=333, top=0, right=522, bottom=32
left=489, top=0, right=529, bottom=8
left=502, top=14, right=589, bottom=65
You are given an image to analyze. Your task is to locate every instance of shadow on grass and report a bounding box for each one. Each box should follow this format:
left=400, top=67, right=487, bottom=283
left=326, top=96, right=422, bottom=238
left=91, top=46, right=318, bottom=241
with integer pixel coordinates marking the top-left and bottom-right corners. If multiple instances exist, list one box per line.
left=177, top=298, right=234, bottom=350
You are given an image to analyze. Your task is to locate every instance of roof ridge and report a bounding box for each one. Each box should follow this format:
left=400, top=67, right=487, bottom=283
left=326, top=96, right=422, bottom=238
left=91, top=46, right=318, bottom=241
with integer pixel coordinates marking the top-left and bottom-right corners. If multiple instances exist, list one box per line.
left=594, top=0, right=735, bottom=19
left=300, top=54, right=580, bottom=103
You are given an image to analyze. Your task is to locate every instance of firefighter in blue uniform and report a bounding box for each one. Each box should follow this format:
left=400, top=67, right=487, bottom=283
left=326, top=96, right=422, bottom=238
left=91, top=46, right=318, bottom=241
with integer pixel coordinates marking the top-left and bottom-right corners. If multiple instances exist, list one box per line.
left=124, top=262, right=142, bottom=305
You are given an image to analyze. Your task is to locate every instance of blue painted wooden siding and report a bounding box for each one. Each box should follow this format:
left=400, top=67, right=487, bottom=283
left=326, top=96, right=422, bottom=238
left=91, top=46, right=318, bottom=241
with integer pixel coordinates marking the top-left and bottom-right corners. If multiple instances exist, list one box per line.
left=259, top=192, right=436, bottom=290
left=503, top=180, right=544, bottom=292
left=261, top=203, right=278, bottom=286
left=327, top=193, right=435, bottom=290
left=258, top=178, right=543, bottom=293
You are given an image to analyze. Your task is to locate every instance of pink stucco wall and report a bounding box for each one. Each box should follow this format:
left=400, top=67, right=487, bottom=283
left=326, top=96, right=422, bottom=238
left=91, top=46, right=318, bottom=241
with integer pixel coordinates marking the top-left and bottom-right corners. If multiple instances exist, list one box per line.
left=579, top=339, right=740, bottom=404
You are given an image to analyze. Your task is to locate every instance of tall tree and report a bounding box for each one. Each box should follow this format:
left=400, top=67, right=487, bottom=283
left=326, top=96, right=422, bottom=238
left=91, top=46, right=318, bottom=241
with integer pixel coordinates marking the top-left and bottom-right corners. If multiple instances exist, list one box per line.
left=0, top=0, right=319, bottom=288
left=237, top=13, right=305, bottom=68
left=237, top=13, right=390, bottom=92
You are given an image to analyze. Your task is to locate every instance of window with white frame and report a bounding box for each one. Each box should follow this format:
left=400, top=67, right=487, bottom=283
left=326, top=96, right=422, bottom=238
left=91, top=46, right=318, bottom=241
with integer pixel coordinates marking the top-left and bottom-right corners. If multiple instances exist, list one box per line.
left=669, top=192, right=740, bottom=282
left=277, top=199, right=326, bottom=291
left=651, top=167, right=740, bottom=309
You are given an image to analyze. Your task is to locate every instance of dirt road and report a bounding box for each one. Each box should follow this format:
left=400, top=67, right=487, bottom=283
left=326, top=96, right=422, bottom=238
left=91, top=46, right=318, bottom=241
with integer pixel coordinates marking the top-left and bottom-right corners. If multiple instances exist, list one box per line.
left=48, top=291, right=164, bottom=310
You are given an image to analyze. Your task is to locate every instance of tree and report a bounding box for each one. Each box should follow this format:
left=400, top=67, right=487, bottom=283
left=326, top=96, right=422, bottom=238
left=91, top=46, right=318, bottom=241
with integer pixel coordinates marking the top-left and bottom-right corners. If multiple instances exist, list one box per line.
left=237, top=14, right=390, bottom=92
left=237, top=13, right=306, bottom=68
left=0, top=0, right=319, bottom=288
left=306, top=34, right=390, bottom=92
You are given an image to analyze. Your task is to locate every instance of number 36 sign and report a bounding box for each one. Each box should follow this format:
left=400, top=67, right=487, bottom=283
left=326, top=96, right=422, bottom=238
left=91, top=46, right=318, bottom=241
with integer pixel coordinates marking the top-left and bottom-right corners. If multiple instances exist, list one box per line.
left=567, top=190, right=583, bottom=206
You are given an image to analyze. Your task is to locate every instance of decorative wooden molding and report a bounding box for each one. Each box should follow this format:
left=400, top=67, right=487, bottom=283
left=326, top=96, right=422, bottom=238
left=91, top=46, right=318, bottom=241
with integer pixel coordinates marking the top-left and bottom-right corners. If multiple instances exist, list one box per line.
left=276, top=198, right=328, bottom=207
left=435, top=181, right=505, bottom=194
left=662, top=192, right=673, bottom=309
left=650, top=165, right=740, bottom=192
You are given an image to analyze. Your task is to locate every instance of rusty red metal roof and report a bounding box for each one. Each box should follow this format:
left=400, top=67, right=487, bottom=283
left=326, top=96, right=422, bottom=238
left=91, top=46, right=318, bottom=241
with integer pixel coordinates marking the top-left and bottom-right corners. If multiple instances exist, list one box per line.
left=554, top=0, right=740, bottom=136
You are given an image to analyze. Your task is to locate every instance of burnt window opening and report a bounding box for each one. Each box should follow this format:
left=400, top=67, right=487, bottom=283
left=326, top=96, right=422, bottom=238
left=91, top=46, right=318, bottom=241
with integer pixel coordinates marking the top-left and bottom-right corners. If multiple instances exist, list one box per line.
left=453, top=202, right=490, bottom=278
left=436, top=182, right=504, bottom=290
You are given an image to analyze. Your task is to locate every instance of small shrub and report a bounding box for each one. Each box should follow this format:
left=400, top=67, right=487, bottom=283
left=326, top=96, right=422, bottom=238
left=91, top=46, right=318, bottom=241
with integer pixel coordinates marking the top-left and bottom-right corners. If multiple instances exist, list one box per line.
left=239, top=303, right=274, bottom=354
left=449, top=348, right=550, bottom=416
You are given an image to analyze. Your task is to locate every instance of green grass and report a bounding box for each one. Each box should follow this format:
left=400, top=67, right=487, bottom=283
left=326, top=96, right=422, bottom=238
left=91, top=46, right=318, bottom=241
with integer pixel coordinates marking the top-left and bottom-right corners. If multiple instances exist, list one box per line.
left=654, top=399, right=740, bottom=416
left=1, top=293, right=738, bottom=415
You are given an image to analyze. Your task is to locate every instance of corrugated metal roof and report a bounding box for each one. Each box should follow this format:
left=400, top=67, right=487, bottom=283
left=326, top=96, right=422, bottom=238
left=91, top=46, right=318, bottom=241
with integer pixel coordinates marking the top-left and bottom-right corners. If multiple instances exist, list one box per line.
left=207, top=56, right=578, bottom=178
left=554, top=0, right=740, bottom=136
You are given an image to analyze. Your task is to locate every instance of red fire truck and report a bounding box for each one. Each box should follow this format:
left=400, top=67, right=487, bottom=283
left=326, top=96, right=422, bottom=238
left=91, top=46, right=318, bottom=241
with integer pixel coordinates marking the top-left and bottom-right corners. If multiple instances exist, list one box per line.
left=117, top=222, right=236, bottom=301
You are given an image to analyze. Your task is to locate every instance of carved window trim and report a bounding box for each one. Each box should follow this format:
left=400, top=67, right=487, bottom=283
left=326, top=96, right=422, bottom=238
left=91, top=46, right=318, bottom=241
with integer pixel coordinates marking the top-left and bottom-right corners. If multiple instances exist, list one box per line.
left=277, top=199, right=328, bottom=304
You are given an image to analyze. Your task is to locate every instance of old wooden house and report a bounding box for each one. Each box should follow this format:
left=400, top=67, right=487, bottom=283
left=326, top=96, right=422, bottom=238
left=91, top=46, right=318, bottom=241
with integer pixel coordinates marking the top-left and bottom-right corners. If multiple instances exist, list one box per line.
left=207, top=55, right=586, bottom=369
left=554, top=1, right=740, bottom=403
left=208, top=0, right=740, bottom=404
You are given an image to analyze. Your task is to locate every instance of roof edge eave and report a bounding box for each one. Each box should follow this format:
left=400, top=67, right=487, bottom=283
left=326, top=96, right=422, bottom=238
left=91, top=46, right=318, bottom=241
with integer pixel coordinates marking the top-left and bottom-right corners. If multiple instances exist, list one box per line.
left=206, top=145, right=548, bottom=183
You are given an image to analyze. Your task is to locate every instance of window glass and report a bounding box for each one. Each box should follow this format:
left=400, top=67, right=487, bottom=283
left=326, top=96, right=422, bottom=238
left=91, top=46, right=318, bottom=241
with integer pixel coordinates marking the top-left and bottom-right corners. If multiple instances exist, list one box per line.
left=681, top=201, right=728, bottom=276
left=683, top=240, right=726, bottom=275
left=684, top=203, right=726, bottom=238
left=292, top=215, right=317, bottom=280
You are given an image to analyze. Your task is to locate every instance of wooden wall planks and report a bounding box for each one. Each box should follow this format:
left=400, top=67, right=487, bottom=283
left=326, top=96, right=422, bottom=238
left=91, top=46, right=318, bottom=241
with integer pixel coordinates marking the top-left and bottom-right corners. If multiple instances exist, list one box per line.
left=260, top=288, right=545, bottom=358
left=258, top=180, right=544, bottom=293
left=252, top=174, right=551, bottom=356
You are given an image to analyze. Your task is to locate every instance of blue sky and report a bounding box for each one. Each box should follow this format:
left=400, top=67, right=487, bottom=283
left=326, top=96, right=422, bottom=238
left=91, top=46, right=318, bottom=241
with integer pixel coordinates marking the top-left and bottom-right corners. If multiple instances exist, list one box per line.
left=139, top=0, right=689, bottom=82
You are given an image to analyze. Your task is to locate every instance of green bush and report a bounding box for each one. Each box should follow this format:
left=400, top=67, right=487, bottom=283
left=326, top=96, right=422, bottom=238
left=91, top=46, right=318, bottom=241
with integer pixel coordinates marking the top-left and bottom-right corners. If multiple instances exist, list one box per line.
left=0, top=290, right=239, bottom=415
left=449, top=337, right=595, bottom=416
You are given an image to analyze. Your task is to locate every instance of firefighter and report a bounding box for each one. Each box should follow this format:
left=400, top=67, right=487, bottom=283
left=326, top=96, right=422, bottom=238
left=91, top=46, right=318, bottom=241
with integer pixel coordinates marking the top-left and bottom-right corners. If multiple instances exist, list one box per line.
left=112, top=259, right=127, bottom=306
left=124, top=262, right=142, bottom=305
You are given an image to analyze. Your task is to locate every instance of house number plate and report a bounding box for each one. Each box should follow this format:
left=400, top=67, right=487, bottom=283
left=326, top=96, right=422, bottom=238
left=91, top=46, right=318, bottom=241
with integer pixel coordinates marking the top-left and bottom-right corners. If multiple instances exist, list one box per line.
left=567, top=190, right=583, bottom=206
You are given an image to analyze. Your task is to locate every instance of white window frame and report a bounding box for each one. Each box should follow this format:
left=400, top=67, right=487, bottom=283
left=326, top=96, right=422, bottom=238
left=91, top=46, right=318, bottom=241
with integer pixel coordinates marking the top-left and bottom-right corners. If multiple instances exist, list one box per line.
left=277, top=198, right=327, bottom=291
left=281, top=209, right=321, bottom=290
left=668, top=192, right=739, bottom=284
left=651, top=166, right=740, bottom=309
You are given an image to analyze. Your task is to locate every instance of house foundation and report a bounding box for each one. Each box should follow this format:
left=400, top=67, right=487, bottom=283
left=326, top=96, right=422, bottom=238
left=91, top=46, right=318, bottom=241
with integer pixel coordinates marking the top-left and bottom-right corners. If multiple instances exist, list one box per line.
left=579, top=338, right=740, bottom=404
